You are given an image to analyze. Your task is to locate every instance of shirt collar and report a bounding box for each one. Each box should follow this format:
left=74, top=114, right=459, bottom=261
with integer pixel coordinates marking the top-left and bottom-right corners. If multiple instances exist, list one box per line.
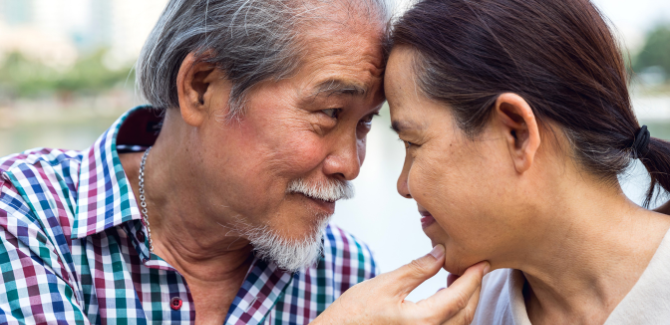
left=72, top=106, right=162, bottom=239
left=225, top=258, right=295, bottom=325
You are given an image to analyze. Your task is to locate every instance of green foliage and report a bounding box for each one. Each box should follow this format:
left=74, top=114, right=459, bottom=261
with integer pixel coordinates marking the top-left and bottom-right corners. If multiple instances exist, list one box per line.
left=634, top=24, right=670, bottom=75
left=0, top=49, right=134, bottom=98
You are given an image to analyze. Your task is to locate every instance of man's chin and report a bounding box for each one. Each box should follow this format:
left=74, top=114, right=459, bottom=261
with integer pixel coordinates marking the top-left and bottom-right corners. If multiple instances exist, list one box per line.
left=266, top=238, right=323, bottom=272
left=246, top=216, right=331, bottom=272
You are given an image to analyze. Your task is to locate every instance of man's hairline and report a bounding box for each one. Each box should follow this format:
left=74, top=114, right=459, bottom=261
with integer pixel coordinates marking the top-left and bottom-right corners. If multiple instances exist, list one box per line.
left=162, top=0, right=389, bottom=117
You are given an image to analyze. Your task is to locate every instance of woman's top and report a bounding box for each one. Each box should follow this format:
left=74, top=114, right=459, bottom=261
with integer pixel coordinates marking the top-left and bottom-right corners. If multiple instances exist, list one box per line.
left=471, top=226, right=670, bottom=325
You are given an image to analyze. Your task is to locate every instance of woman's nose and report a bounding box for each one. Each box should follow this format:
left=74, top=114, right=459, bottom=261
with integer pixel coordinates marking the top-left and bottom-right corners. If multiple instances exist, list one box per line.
left=397, top=169, right=412, bottom=199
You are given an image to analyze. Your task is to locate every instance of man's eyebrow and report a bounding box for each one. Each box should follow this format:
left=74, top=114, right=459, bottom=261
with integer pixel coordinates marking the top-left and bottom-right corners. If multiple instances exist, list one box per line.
left=312, top=79, right=367, bottom=97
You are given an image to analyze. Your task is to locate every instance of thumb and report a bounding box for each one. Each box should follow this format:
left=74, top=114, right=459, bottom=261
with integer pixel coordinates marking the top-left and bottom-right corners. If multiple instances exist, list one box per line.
left=417, top=261, right=489, bottom=322
left=386, top=245, right=445, bottom=297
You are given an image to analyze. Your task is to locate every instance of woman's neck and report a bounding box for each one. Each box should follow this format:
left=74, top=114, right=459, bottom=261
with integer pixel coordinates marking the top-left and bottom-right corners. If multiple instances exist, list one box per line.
left=513, top=178, right=670, bottom=325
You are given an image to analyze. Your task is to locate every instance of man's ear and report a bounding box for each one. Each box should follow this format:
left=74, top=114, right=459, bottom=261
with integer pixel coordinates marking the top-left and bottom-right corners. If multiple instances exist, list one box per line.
left=176, top=52, right=229, bottom=127
left=493, top=93, right=541, bottom=174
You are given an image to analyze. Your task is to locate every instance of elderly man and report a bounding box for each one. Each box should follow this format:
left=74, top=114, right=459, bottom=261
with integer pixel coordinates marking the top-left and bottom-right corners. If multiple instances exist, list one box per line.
left=0, top=0, right=488, bottom=324
left=0, top=0, right=384, bottom=323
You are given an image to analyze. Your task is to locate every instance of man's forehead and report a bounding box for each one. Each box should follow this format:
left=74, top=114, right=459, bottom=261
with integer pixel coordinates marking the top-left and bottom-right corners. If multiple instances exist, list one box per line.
left=299, top=14, right=386, bottom=71
left=293, top=18, right=386, bottom=101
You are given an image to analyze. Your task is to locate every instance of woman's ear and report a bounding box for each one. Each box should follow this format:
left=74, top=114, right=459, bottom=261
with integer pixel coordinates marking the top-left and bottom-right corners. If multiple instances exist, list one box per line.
left=176, top=52, right=230, bottom=127
left=493, top=93, right=541, bottom=174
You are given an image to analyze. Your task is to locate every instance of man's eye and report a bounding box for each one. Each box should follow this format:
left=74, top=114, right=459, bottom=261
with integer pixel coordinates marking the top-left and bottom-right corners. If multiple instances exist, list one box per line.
left=322, top=109, right=340, bottom=118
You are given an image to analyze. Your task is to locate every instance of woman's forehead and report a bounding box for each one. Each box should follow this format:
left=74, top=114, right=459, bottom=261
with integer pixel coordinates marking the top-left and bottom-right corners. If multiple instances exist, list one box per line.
left=384, top=48, right=423, bottom=110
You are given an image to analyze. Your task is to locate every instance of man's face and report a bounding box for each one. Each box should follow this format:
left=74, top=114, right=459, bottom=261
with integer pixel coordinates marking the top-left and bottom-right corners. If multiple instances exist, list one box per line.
left=193, top=22, right=385, bottom=267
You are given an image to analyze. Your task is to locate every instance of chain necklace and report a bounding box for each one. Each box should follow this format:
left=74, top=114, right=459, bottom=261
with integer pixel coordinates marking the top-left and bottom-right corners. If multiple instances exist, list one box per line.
left=139, top=147, right=153, bottom=253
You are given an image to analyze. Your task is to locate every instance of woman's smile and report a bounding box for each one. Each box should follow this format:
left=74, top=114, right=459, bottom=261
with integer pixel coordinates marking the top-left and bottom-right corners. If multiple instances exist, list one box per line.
left=419, top=209, right=436, bottom=229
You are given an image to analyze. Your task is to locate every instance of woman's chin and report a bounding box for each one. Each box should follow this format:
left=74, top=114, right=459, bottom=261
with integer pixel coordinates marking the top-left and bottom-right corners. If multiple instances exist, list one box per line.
left=443, top=261, right=466, bottom=276
left=423, top=224, right=449, bottom=246
left=441, top=251, right=482, bottom=276
left=443, top=256, right=490, bottom=276
left=422, top=228, right=479, bottom=275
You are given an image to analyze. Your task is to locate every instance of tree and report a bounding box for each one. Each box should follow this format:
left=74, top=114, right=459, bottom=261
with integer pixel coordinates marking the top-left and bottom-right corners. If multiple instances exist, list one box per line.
left=634, top=24, right=670, bottom=77
left=0, top=49, right=134, bottom=98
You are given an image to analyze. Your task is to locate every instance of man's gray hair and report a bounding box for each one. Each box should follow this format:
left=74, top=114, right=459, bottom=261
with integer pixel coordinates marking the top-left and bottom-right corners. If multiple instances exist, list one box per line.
left=136, top=0, right=390, bottom=118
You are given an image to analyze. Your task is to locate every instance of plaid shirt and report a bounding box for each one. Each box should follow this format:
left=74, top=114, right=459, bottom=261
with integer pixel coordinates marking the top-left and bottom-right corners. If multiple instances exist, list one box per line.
left=0, top=106, right=379, bottom=324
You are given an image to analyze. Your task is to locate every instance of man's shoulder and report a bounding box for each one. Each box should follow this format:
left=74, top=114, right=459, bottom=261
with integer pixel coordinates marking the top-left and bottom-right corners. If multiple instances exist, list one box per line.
left=0, top=147, right=83, bottom=176
left=1, top=147, right=82, bottom=191
left=0, top=149, right=92, bottom=325
left=0, top=147, right=83, bottom=235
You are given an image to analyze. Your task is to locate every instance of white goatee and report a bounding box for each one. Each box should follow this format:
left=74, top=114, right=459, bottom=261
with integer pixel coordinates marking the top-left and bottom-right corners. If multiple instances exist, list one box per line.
left=239, top=178, right=355, bottom=271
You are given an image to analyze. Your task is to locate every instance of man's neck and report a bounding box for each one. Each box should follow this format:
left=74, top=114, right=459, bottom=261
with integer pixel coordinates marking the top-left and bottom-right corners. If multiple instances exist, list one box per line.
left=120, top=136, right=256, bottom=324
left=119, top=141, right=254, bottom=282
left=511, top=178, right=670, bottom=325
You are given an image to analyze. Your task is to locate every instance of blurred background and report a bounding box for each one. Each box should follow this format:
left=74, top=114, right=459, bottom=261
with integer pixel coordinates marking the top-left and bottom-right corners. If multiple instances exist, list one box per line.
left=1, top=0, right=669, bottom=302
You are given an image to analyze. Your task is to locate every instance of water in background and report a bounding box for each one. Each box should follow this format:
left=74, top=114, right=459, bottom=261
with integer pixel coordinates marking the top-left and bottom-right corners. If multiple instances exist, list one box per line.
left=1, top=98, right=669, bottom=302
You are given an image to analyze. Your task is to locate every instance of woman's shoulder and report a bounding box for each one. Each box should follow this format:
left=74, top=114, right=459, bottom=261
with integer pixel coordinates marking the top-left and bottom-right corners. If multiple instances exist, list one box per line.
left=605, top=228, right=670, bottom=324
left=471, top=268, right=531, bottom=325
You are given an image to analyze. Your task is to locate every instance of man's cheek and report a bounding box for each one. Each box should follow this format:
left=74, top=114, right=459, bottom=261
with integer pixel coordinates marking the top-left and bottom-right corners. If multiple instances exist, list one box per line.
left=284, top=138, right=330, bottom=172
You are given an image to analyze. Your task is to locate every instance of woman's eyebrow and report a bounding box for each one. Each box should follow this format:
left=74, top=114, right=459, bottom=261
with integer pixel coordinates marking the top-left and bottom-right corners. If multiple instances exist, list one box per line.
left=391, top=120, right=420, bottom=134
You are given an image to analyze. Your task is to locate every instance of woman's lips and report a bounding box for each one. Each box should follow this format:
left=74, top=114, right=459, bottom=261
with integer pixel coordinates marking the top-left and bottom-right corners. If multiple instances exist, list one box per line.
left=419, top=210, right=436, bottom=229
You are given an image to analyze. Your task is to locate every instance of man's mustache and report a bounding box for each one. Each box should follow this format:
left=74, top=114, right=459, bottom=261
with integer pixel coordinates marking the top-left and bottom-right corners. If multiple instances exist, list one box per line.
left=286, top=178, right=355, bottom=202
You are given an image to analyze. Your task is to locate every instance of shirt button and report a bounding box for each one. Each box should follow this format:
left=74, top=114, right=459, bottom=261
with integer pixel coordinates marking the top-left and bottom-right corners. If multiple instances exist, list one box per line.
left=136, top=230, right=146, bottom=243
left=170, top=297, right=183, bottom=310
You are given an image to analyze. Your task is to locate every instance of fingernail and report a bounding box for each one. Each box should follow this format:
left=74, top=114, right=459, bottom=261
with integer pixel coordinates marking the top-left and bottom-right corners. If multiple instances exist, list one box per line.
left=483, top=262, right=491, bottom=274
left=428, top=244, right=445, bottom=260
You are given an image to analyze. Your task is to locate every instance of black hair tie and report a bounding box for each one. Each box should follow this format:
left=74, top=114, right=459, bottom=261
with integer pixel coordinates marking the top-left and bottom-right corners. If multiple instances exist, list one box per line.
left=631, top=125, right=651, bottom=158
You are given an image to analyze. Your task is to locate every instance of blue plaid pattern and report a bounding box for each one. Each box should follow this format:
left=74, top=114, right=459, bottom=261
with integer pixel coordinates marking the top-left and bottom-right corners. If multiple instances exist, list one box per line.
left=0, top=106, right=379, bottom=324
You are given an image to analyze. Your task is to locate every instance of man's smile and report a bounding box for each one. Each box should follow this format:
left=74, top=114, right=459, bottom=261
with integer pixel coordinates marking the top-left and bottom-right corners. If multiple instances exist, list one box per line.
left=294, top=192, right=336, bottom=215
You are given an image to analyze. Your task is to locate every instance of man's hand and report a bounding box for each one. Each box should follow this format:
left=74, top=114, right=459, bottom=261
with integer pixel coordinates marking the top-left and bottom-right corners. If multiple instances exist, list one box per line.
left=312, top=245, right=490, bottom=325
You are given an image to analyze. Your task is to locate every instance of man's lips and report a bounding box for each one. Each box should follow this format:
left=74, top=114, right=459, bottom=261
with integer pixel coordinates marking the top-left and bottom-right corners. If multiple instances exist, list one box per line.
left=297, top=193, right=336, bottom=214
left=419, top=210, right=436, bottom=229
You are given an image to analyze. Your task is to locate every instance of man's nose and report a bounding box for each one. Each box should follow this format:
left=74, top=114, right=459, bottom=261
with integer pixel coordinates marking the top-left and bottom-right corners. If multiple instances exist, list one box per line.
left=322, top=135, right=361, bottom=181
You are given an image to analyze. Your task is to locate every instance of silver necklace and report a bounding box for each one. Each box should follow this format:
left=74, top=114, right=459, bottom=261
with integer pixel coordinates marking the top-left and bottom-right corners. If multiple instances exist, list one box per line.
left=139, top=146, right=153, bottom=253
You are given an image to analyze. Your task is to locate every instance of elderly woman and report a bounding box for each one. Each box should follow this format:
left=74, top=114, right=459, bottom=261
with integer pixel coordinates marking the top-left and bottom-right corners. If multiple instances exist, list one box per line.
left=316, top=0, right=670, bottom=324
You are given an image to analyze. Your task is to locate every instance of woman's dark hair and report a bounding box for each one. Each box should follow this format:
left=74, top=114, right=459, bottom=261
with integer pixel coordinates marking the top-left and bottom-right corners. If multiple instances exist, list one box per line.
left=392, top=0, right=670, bottom=206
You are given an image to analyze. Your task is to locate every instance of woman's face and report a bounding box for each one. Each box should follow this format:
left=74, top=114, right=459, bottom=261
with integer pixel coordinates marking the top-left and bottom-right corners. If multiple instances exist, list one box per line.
left=385, top=47, right=535, bottom=275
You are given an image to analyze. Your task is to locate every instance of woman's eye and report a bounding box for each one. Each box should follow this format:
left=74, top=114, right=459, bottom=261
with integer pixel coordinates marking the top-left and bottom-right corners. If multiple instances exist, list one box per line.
left=402, top=140, right=416, bottom=149
left=322, top=109, right=340, bottom=118
left=359, top=113, right=378, bottom=128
